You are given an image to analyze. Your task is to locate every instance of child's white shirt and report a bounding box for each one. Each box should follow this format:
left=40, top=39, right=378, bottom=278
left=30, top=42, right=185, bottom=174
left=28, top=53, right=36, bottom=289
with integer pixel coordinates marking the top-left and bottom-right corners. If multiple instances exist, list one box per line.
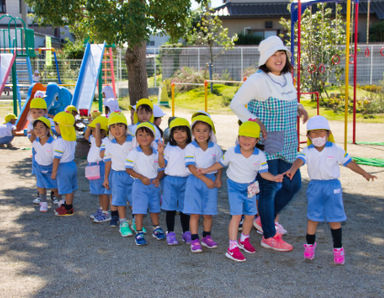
left=297, top=142, right=352, bottom=180
left=103, top=136, right=134, bottom=171
left=164, top=144, right=190, bottom=177
left=0, top=123, right=15, bottom=138
left=32, top=136, right=55, bottom=166
left=53, top=137, right=76, bottom=163
left=185, top=141, right=223, bottom=174
left=125, top=146, right=161, bottom=179
left=87, top=135, right=107, bottom=163
left=220, top=144, right=268, bottom=184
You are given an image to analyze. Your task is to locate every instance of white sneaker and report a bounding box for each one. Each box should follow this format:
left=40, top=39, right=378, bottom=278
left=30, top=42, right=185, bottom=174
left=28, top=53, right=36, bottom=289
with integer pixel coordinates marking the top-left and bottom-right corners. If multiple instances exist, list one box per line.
left=39, top=202, right=48, bottom=212
left=33, top=197, right=41, bottom=205
left=52, top=196, right=60, bottom=205
left=275, top=222, right=287, bottom=235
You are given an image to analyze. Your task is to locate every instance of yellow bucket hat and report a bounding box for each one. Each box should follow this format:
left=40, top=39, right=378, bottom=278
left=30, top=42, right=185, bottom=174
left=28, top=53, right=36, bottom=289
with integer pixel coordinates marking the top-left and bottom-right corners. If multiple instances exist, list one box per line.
left=30, top=97, right=47, bottom=109
left=34, top=116, right=52, bottom=135
left=191, top=115, right=216, bottom=134
left=191, top=110, right=211, bottom=120
left=53, top=111, right=76, bottom=141
left=108, top=111, right=127, bottom=127
left=65, top=105, right=78, bottom=114
left=170, top=117, right=190, bottom=130
left=306, top=115, right=335, bottom=145
left=90, top=110, right=102, bottom=119
left=238, top=121, right=260, bottom=139
left=136, top=122, right=155, bottom=136
left=89, top=116, right=108, bottom=132
left=133, top=98, right=154, bottom=124
left=4, top=113, right=17, bottom=124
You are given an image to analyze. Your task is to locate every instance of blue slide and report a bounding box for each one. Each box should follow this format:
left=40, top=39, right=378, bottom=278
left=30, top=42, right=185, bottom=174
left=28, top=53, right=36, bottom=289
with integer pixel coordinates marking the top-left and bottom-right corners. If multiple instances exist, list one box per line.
left=71, top=43, right=105, bottom=113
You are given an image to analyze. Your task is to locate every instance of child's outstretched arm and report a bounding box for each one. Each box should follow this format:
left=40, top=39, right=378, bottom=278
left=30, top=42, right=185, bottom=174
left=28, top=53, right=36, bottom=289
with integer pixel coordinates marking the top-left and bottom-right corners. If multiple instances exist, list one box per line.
left=260, top=171, right=284, bottom=182
left=84, top=126, right=91, bottom=141
left=198, top=162, right=223, bottom=175
left=187, top=165, right=215, bottom=189
left=346, top=161, right=377, bottom=181
left=157, top=140, right=165, bottom=168
left=285, top=158, right=304, bottom=180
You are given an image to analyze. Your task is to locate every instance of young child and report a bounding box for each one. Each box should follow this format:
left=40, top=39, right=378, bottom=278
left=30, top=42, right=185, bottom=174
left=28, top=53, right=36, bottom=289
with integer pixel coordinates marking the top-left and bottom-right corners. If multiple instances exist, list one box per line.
left=153, top=104, right=165, bottom=138
left=32, top=117, right=58, bottom=212
left=28, top=97, right=48, bottom=143
left=199, top=121, right=284, bottom=262
left=103, top=112, right=135, bottom=237
left=158, top=118, right=192, bottom=245
left=183, top=115, right=222, bottom=253
left=126, top=122, right=166, bottom=246
left=129, top=98, right=161, bottom=141
left=51, top=111, right=78, bottom=216
left=84, top=115, right=110, bottom=223
left=286, top=115, right=377, bottom=265
left=0, top=113, right=17, bottom=149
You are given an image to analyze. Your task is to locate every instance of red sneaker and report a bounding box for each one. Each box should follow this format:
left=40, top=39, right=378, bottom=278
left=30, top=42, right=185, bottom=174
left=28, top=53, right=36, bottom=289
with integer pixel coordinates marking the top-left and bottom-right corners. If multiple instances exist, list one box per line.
left=225, top=246, right=246, bottom=262
left=55, top=205, right=74, bottom=216
left=253, top=216, right=263, bottom=234
left=239, top=238, right=256, bottom=254
left=261, top=233, right=293, bottom=252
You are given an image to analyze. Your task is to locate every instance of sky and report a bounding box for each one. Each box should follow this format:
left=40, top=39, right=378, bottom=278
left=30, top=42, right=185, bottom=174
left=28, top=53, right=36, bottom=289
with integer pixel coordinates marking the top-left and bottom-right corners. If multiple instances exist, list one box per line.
left=191, top=0, right=224, bottom=10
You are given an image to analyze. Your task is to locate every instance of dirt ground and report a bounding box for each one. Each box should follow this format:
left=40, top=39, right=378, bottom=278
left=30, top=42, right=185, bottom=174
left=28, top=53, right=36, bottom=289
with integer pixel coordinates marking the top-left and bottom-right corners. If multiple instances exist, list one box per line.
left=0, top=109, right=383, bottom=297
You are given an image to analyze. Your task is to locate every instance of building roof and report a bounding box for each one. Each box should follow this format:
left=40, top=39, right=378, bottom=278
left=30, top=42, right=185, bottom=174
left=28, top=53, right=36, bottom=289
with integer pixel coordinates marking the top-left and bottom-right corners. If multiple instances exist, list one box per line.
left=215, top=0, right=384, bottom=20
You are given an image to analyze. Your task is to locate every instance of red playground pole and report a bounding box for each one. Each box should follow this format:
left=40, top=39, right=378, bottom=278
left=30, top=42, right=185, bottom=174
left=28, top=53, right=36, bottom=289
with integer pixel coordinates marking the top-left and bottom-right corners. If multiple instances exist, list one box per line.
left=353, top=2, right=359, bottom=144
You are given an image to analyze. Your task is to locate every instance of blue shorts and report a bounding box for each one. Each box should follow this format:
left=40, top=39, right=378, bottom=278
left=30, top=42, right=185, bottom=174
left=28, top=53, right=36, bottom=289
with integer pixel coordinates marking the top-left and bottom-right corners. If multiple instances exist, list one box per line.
left=0, top=135, right=14, bottom=145
left=307, top=179, right=346, bottom=222
left=111, top=170, right=133, bottom=206
left=183, top=174, right=218, bottom=215
left=56, top=161, right=78, bottom=195
left=132, top=179, right=161, bottom=214
left=88, top=162, right=106, bottom=195
left=35, top=163, right=57, bottom=189
left=161, top=175, right=188, bottom=211
left=227, top=178, right=257, bottom=216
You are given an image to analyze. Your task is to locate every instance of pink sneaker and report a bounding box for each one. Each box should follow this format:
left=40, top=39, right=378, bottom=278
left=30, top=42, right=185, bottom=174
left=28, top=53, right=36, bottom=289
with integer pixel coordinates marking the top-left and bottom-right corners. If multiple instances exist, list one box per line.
left=225, top=246, right=246, bottom=262
left=39, top=202, right=48, bottom=213
left=190, top=239, right=202, bottom=253
left=261, top=233, right=293, bottom=252
left=238, top=238, right=256, bottom=254
left=253, top=216, right=263, bottom=234
left=201, top=235, right=218, bottom=248
left=275, top=222, right=287, bottom=235
left=333, top=247, right=345, bottom=265
left=304, top=243, right=317, bottom=260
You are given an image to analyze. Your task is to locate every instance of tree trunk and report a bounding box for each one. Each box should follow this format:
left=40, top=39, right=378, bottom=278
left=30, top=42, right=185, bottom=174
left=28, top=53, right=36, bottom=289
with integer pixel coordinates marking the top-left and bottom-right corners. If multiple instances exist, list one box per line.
left=125, top=42, right=148, bottom=106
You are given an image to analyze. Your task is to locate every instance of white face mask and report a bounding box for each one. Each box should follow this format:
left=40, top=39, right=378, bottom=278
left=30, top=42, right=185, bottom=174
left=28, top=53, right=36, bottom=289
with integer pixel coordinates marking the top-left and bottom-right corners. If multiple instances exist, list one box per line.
left=311, top=136, right=327, bottom=147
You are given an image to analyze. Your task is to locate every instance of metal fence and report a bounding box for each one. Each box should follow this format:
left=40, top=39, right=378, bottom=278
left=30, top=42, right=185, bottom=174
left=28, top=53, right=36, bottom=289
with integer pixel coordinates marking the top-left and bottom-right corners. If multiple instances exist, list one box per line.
left=24, top=44, right=384, bottom=96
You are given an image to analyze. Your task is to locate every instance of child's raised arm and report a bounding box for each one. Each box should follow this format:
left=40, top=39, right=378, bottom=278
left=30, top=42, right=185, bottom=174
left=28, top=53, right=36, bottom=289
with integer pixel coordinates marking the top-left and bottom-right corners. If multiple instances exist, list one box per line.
left=346, top=161, right=377, bottom=181
left=94, top=123, right=102, bottom=147
left=84, top=126, right=92, bottom=141
left=157, top=140, right=165, bottom=168
left=285, top=158, right=304, bottom=180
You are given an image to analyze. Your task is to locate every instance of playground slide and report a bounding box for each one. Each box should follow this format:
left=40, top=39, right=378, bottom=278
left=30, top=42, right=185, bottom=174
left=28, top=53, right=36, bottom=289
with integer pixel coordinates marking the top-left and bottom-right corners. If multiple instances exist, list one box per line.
left=71, top=43, right=105, bottom=113
left=15, top=83, right=46, bottom=131
left=0, top=53, right=16, bottom=96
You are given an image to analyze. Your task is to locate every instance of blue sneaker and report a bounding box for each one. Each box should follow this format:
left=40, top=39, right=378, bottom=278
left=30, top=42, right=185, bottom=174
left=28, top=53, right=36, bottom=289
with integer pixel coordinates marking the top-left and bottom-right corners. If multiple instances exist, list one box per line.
left=93, top=211, right=111, bottom=223
left=90, top=208, right=102, bottom=220
left=110, top=215, right=119, bottom=227
left=152, top=226, right=166, bottom=240
left=135, top=232, right=147, bottom=246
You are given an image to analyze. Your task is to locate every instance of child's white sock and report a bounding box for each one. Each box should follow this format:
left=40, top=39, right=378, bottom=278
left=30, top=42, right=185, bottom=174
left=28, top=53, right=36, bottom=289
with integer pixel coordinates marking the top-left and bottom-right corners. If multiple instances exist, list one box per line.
left=229, top=240, right=238, bottom=249
left=240, top=233, right=249, bottom=242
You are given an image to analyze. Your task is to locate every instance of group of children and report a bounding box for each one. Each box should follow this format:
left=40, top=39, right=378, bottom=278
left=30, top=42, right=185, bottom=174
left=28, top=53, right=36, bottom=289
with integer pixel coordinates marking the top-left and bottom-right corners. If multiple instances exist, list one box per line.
left=4, top=92, right=377, bottom=266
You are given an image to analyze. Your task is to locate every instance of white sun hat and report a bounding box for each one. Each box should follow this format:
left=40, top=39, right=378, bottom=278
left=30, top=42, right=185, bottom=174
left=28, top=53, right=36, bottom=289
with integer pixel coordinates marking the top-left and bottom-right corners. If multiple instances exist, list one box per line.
left=153, top=104, right=165, bottom=118
left=258, top=36, right=291, bottom=67
left=306, top=115, right=330, bottom=131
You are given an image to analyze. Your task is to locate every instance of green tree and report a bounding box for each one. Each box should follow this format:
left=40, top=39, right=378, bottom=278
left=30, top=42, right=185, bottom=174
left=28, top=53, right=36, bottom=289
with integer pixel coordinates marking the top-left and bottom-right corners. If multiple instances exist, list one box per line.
left=186, top=3, right=237, bottom=89
left=26, top=0, right=200, bottom=105
left=280, top=3, right=346, bottom=98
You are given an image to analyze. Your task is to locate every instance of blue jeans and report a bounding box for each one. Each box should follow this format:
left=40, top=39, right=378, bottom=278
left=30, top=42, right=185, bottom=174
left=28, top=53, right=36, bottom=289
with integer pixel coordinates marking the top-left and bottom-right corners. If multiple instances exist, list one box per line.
left=257, top=159, right=301, bottom=239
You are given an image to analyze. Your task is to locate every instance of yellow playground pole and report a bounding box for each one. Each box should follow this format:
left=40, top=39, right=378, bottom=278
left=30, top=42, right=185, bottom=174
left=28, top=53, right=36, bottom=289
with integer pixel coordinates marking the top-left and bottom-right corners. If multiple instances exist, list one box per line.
left=204, top=80, right=208, bottom=112
left=171, top=82, right=175, bottom=117
left=344, top=0, right=351, bottom=151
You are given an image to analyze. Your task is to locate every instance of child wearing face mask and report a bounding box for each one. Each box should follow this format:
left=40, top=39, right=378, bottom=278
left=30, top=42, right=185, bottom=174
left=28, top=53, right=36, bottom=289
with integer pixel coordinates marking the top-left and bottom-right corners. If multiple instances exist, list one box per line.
left=286, top=116, right=377, bottom=265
